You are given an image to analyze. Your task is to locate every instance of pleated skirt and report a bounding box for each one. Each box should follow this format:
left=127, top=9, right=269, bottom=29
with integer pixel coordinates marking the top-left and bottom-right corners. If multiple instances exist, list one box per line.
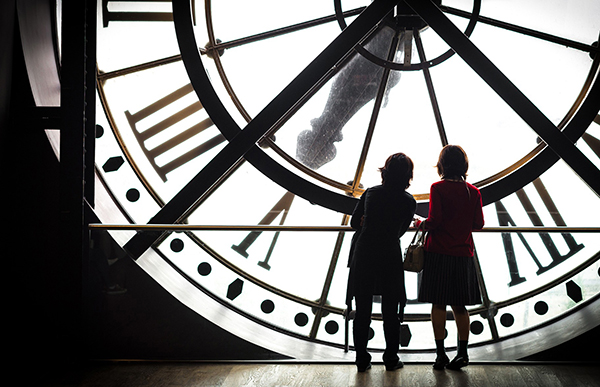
left=418, top=251, right=482, bottom=306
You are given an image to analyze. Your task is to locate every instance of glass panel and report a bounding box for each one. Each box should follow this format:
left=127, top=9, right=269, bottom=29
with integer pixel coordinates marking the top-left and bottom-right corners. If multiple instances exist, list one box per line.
left=477, top=158, right=600, bottom=303
left=186, top=161, right=346, bottom=302
left=207, top=1, right=341, bottom=118
left=314, top=311, right=347, bottom=346
left=96, top=1, right=179, bottom=72
left=359, top=68, right=444, bottom=194
left=100, top=62, right=228, bottom=202
left=201, top=0, right=599, bottom=194
left=94, top=0, right=600, bottom=356
left=95, top=95, right=163, bottom=224
left=214, top=22, right=339, bottom=118
left=494, top=259, right=600, bottom=338
left=481, top=0, right=600, bottom=43
left=159, top=232, right=317, bottom=338
left=466, top=16, right=593, bottom=127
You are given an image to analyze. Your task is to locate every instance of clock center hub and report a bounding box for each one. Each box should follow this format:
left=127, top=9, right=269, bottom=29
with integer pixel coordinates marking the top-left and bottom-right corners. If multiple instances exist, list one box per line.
left=395, top=0, right=442, bottom=30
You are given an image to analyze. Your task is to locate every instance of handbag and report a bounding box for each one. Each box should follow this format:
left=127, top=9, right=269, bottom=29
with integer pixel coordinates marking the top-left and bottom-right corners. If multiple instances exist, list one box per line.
left=404, top=222, right=426, bottom=272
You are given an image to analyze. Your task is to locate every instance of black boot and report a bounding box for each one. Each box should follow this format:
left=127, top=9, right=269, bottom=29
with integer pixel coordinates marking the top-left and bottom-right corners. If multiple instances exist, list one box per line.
left=433, top=339, right=449, bottom=370
left=447, top=340, right=469, bottom=370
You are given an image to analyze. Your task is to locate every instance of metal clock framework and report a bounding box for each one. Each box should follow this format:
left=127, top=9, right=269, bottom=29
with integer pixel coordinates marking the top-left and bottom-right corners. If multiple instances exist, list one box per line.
left=92, top=0, right=600, bottom=360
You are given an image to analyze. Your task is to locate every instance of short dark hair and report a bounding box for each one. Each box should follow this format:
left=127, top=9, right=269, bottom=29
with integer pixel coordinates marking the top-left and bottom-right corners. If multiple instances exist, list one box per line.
left=379, top=153, right=414, bottom=189
left=436, top=145, right=468, bottom=180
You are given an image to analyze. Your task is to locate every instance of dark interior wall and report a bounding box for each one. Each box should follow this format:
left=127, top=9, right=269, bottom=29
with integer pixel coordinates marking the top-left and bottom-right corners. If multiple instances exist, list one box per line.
left=3, top=0, right=67, bottom=374
left=2, top=0, right=281, bottom=374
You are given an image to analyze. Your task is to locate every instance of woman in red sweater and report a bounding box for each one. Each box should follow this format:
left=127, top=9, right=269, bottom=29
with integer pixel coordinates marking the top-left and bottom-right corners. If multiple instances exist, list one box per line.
left=418, top=145, right=484, bottom=370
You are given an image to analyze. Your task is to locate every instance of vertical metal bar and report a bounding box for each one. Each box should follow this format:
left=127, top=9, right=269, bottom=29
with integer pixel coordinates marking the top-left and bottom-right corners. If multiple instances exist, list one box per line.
left=351, top=31, right=401, bottom=192
left=60, top=0, right=96, bottom=365
left=413, top=28, right=448, bottom=146
left=472, top=248, right=499, bottom=341
left=310, top=214, right=351, bottom=339
left=85, top=0, right=97, bottom=208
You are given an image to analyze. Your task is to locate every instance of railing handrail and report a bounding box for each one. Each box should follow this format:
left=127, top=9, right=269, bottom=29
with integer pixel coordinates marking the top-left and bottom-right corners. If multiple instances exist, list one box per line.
left=88, top=224, right=600, bottom=233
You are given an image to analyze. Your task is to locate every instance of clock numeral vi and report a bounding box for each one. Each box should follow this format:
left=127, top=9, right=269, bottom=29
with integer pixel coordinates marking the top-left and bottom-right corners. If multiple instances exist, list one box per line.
left=125, top=83, right=224, bottom=182
left=495, top=178, right=584, bottom=287
left=231, top=192, right=296, bottom=270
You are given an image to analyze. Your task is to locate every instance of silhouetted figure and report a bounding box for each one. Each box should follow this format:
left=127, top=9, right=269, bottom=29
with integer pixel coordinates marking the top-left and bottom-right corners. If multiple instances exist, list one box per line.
left=418, top=145, right=484, bottom=370
left=346, top=153, right=416, bottom=372
left=90, top=229, right=127, bottom=295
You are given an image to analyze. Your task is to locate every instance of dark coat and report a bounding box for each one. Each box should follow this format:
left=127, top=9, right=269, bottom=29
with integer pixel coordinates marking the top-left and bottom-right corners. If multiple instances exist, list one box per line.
left=346, top=184, right=417, bottom=306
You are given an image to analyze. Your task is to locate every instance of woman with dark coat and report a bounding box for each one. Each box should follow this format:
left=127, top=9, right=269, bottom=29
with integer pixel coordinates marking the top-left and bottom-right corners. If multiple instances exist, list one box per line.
left=418, top=145, right=484, bottom=371
left=346, top=153, right=417, bottom=372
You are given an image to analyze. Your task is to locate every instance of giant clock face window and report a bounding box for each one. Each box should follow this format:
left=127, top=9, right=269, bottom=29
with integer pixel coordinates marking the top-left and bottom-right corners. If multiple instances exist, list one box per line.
left=94, top=0, right=600, bottom=359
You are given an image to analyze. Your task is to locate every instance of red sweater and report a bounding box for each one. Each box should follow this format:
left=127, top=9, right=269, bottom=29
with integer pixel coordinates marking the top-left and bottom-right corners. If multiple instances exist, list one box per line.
left=423, top=180, right=484, bottom=257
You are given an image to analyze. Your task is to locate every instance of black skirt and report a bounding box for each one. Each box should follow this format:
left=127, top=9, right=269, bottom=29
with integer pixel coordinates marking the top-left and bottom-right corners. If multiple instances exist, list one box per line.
left=418, top=251, right=482, bottom=306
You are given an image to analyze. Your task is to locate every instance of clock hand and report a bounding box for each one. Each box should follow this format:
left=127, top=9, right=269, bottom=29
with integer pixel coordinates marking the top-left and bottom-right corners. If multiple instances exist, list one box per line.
left=124, top=0, right=400, bottom=259
left=405, top=0, right=600, bottom=197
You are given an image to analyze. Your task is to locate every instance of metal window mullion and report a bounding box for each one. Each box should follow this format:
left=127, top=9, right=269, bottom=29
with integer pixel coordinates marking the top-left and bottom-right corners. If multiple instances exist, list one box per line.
left=414, top=28, right=448, bottom=147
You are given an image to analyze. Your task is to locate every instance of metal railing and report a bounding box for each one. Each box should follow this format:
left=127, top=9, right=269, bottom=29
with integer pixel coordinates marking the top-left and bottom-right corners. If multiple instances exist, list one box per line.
left=88, top=224, right=600, bottom=233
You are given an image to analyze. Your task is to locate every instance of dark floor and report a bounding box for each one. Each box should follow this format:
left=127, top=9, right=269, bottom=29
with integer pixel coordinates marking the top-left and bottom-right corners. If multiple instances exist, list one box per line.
left=37, top=360, right=600, bottom=387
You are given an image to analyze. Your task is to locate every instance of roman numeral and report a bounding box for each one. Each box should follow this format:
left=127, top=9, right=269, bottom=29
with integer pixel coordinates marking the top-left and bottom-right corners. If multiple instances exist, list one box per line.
left=125, top=84, right=224, bottom=182
left=102, top=0, right=197, bottom=27
left=495, top=178, right=584, bottom=286
left=582, top=131, right=600, bottom=158
left=231, top=192, right=296, bottom=270
left=102, top=0, right=172, bottom=27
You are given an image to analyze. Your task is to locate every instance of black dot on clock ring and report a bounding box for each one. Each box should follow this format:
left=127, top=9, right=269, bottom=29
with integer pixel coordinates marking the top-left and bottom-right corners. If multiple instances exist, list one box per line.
left=170, top=238, right=184, bottom=252
left=95, top=124, right=104, bottom=138
left=197, top=262, right=212, bottom=276
left=294, top=313, right=309, bottom=327
left=534, top=301, right=549, bottom=315
left=470, top=320, right=484, bottom=335
left=500, top=313, right=515, bottom=328
left=261, top=300, right=275, bottom=314
left=368, top=328, right=375, bottom=341
left=325, top=320, right=339, bottom=335
left=126, top=188, right=140, bottom=202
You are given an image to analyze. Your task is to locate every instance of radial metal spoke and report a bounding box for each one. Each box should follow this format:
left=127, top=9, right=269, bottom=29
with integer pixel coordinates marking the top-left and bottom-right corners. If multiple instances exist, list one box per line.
left=98, top=54, right=182, bottom=81
left=407, top=0, right=600, bottom=198
left=98, top=8, right=367, bottom=81
left=310, top=214, right=351, bottom=340
left=414, top=28, right=448, bottom=146
left=441, top=5, right=600, bottom=54
left=124, top=0, right=399, bottom=258
left=205, top=7, right=366, bottom=54
left=351, top=31, right=401, bottom=192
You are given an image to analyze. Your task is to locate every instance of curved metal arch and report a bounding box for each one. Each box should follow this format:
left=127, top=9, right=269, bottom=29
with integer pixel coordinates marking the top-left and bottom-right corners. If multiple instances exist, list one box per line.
left=332, top=0, right=482, bottom=71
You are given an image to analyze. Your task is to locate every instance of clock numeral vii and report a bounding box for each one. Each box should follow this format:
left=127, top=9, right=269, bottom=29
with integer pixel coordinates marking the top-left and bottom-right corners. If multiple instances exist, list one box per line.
left=495, top=178, right=584, bottom=287
left=231, top=192, right=296, bottom=270
left=125, top=84, right=225, bottom=182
